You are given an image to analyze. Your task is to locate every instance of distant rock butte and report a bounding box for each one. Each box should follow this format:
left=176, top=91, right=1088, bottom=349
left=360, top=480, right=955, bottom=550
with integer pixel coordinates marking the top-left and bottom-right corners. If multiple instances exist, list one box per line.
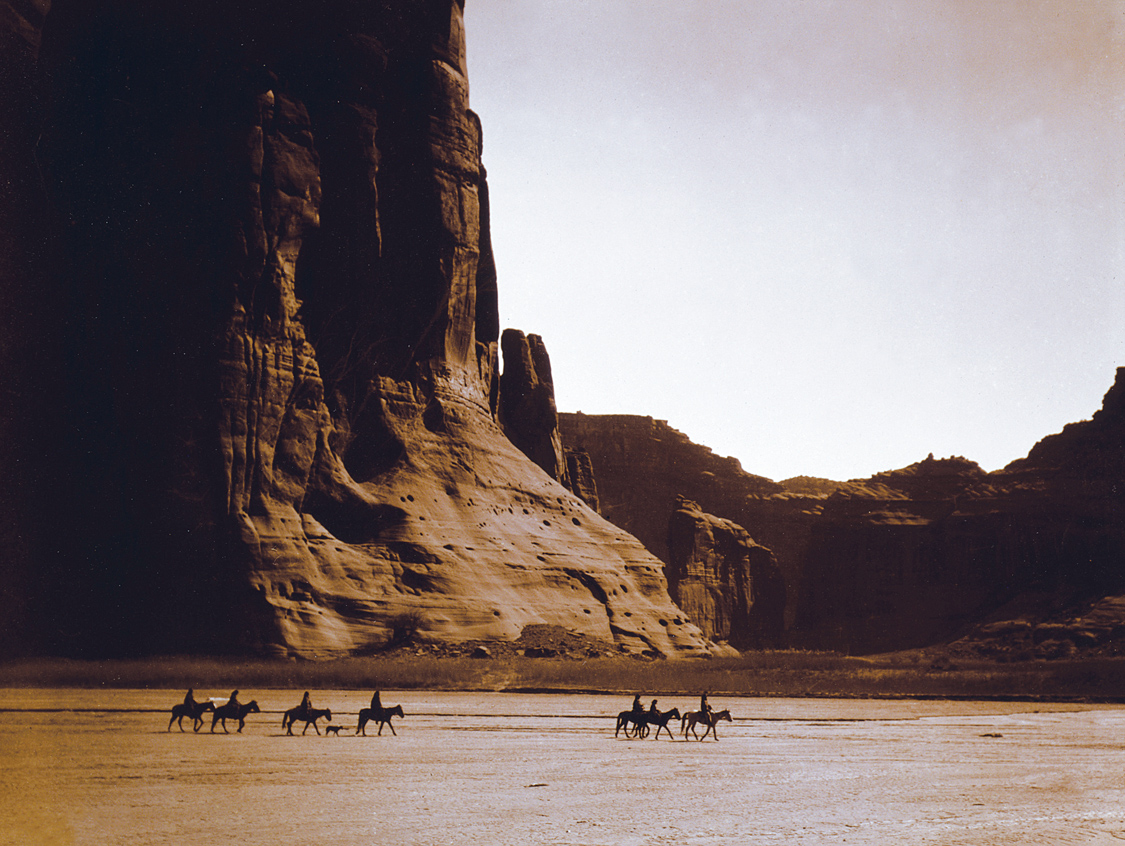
left=0, top=0, right=709, bottom=658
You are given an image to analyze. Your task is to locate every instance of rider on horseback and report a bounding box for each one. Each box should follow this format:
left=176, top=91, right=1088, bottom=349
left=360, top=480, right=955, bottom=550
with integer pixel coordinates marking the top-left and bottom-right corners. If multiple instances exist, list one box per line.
left=631, top=694, right=643, bottom=715
left=226, top=690, right=240, bottom=709
left=290, top=690, right=313, bottom=721
left=370, top=690, right=382, bottom=710
left=183, top=689, right=197, bottom=709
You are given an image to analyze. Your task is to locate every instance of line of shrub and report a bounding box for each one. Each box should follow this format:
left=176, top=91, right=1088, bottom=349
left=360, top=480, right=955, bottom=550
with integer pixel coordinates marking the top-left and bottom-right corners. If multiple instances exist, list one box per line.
left=3, top=652, right=1125, bottom=700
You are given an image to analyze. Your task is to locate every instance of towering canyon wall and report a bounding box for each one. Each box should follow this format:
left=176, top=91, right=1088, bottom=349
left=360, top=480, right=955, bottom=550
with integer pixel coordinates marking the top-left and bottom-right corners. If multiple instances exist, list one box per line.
left=0, top=0, right=709, bottom=658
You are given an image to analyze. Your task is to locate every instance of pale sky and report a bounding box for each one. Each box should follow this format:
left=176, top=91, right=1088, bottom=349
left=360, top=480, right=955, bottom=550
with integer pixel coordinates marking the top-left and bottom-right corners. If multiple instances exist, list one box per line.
left=463, top=1, right=1125, bottom=482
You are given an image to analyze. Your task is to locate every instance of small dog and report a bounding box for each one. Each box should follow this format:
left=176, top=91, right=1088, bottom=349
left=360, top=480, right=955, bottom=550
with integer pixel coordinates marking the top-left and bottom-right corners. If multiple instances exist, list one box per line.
left=325, top=725, right=343, bottom=737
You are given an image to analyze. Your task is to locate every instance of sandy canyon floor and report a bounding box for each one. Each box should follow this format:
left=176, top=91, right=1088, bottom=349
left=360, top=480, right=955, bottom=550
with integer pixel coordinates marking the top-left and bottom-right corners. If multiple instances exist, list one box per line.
left=2, top=689, right=1124, bottom=845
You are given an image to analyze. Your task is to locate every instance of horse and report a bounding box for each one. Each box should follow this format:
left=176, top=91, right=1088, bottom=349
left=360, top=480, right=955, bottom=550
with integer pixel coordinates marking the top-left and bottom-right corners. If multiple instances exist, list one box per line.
left=356, top=704, right=405, bottom=736
left=615, top=709, right=648, bottom=738
left=681, top=708, right=732, bottom=740
left=283, top=706, right=333, bottom=735
left=210, top=700, right=260, bottom=733
left=167, top=700, right=214, bottom=732
left=634, top=707, right=681, bottom=740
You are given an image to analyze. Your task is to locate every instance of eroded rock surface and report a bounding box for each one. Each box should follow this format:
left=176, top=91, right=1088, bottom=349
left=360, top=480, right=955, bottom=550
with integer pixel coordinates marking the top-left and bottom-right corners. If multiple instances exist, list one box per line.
left=794, top=366, right=1125, bottom=654
left=1, top=0, right=709, bottom=658
left=666, top=498, right=785, bottom=648
left=559, top=414, right=782, bottom=562
left=562, top=371, right=1125, bottom=654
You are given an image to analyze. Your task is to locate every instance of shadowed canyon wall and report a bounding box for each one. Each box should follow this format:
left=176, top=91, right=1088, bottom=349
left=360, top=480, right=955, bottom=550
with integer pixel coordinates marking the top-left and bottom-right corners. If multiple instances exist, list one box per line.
left=794, top=370, right=1125, bottom=653
left=666, top=498, right=785, bottom=648
left=560, top=414, right=788, bottom=647
left=562, top=371, right=1125, bottom=654
left=0, top=0, right=709, bottom=658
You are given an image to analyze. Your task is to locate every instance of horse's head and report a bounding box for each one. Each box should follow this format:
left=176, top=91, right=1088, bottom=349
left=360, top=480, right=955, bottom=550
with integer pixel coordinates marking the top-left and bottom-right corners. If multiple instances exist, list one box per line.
left=324, top=708, right=332, bottom=721
left=668, top=707, right=680, bottom=719
left=393, top=705, right=404, bottom=717
left=247, top=701, right=260, bottom=713
left=202, top=701, right=216, bottom=712
left=717, top=709, right=732, bottom=722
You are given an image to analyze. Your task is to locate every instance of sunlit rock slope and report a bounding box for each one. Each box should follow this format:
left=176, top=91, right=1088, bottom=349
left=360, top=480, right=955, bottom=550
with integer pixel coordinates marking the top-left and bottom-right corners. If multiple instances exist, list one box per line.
left=0, top=0, right=708, bottom=658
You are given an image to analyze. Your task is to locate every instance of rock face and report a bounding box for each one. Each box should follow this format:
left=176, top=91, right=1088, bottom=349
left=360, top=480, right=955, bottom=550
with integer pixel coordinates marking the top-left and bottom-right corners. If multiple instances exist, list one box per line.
left=498, top=329, right=569, bottom=486
left=559, top=413, right=810, bottom=627
left=794, top=367, right=1125, bottom=653
left=0, top=0, right=55, bottom=654
left=0, top=0, right=709, bottom=658
left=559, top=414, right=783, bottom=562
left=666, top=498, right=785, bottom=647
left=561, top=370, right=1125, bottom=654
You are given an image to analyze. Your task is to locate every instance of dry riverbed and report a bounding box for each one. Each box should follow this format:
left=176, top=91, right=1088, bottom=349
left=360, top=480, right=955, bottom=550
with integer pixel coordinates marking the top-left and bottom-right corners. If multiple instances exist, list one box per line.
left=2, top=689, right=1124, bottom=845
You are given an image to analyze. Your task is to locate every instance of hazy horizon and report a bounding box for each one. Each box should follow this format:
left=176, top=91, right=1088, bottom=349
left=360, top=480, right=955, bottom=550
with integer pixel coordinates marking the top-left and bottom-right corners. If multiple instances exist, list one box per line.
left=464, top=1, right=1124, bottom=482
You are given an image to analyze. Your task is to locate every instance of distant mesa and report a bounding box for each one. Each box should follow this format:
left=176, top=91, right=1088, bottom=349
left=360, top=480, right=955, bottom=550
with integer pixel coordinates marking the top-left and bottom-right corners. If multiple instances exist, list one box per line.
left=561, top=368, right=1125, bottom=655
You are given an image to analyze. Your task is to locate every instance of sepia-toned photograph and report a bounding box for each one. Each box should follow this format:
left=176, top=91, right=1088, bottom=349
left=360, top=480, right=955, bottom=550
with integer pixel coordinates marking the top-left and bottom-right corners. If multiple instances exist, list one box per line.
left=1, top=1, right=1123, bottom=843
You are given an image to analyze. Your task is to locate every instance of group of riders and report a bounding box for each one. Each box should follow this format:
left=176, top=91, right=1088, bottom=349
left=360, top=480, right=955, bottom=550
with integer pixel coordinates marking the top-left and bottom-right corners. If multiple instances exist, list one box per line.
left=617, top=690, right=728, bottom=740
left=181, top=688, right=384, bottom=718
left=177, top=688, right=722, bottom=738
left=630, top=690, right=712, bottom=721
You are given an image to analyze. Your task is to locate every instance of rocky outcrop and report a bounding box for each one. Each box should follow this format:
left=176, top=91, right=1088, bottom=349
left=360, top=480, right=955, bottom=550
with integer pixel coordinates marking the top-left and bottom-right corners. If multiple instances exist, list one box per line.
left=793, top=373, right=1125, bottom=653
left=499, top=329, right=569, bottom=485
left=559, top=414, right=783, bottom=562
left=564, top=448, right=600, bottom=513
left=561, top=370, right=1125, bottom=654
left=1, top=0, right=710, bottom=658
left=559, top=413, right=816, bottom=629
left=666, top=498, right=785, bottom=647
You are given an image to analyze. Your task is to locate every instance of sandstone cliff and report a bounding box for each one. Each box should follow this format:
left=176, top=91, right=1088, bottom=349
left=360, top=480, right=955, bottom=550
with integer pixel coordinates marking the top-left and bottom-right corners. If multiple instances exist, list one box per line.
left=666, top=498, right=785, bottom=648
left=794, top=371, right=1125, bottom=652
left=1, top=0, right=709, bottom=658
left=559, top=414, right=782, bottom=561
left=559, top=413, right=811, bottom=628
left=561, top=370, right=1125, bottom=654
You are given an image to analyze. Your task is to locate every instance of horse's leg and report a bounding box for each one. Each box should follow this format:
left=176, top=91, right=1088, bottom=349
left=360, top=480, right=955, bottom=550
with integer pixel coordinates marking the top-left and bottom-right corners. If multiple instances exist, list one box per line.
left=237, top=719, right=245, bottom=733
left=312, top=720, right=321, bottom=735
left=386, top=720, right=396, bottom=736
left=168, top=714, right=176, bottom=732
